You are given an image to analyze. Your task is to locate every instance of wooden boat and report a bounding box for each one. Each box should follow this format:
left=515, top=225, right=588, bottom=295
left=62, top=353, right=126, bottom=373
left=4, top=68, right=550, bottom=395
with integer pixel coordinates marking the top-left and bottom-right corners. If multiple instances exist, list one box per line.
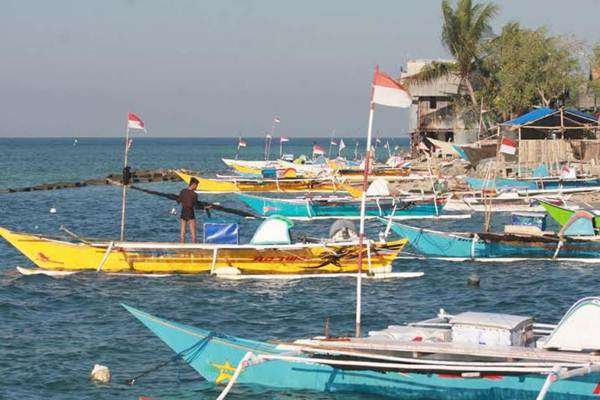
left=124, top=297, right=600, bottom=399
left=175, top=170, right=346, bottom=193
left=236, top=193, right=446, bottom=219
left=0, top=218, right=407, bottom=276
left=384, top=216, right=600, bottom=260
left=465, top=176, right=600, bottom=192
left=221, top=158, right=273, bottom=175
left=540, top=200, right=600, bottom=229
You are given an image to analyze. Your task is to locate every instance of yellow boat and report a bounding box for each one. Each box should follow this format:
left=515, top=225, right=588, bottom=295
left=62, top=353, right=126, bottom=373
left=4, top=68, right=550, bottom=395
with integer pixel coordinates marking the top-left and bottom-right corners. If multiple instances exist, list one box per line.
left=0, top=224, right=406, bottom=276
left=176, top=170, right=348, bottom=193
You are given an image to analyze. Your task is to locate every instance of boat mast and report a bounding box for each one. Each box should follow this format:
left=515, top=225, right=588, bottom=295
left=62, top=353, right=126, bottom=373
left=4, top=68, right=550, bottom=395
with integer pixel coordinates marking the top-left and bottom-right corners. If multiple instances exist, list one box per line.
left=355, top=66, right=377, bottom=337
left=119, top=121, right=130, bottom=241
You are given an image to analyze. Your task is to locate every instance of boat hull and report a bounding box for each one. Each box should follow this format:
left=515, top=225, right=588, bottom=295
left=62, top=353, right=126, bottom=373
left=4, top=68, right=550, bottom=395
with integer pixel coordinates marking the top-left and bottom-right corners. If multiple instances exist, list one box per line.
left=466, top=177, right=600, bottom=191
left=385, top=221, right=600, bottom=259
left=237, top=194, right=444, bottom=219
left=125, top=305, right=600, bottom=399
left=0, top=227, right=404, bottom=274
left=540, top=200, right=600, bottom=228
left=176, top=171, right=343, bottom=193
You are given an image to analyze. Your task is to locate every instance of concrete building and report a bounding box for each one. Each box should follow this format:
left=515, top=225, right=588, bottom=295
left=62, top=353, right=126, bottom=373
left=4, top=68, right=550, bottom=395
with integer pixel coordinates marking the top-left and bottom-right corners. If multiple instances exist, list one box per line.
left=400, top=59, right=476, bottom=155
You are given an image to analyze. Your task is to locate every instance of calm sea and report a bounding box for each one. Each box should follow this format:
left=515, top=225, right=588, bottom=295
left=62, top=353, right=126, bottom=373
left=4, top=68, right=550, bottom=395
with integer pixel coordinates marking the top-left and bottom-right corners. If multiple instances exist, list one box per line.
left=1, top=137, right=598, bottom=399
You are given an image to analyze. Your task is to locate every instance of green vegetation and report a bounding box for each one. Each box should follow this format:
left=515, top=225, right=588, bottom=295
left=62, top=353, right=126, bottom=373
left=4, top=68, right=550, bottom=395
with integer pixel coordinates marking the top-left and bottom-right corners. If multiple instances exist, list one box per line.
left=406, top=0, right=594, bottom=127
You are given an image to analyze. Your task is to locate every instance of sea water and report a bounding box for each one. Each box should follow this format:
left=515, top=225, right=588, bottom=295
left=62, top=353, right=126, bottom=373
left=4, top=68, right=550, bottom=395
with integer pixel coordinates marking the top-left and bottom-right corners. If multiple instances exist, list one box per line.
left=1, top=137, right=599, bottom=399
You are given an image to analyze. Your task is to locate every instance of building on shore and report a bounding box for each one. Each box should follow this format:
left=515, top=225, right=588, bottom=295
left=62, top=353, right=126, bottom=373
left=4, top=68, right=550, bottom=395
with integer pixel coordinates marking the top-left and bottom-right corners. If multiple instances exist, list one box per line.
left=400, top=59, right=476, bottom=156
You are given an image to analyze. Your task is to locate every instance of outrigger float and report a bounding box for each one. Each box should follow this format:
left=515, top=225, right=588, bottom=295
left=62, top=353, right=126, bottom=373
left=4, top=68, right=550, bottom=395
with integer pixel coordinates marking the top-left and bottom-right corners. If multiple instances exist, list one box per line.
left=124, top=296, right=600, bottom=399
left=0, top=218, right=415, bottom=278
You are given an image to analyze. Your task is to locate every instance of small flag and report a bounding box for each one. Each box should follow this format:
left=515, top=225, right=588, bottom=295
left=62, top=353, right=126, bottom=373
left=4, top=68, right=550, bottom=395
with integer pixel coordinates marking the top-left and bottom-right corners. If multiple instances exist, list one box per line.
left=372, top=66, right=411, bottom=108
left=499, top=137, right=517, bottom=155
left=273, top=117, right=281, bottom=124
left=376, top=137, right=381, bottom=144
left=339, top=139, right=346, bottom=151
left=313, top=144, right=325, bottom=156
left=238, top=138, right=247, bottom=148
left=127, top=112, right=146, bottom=131
left=266, top=133, right=272, bottom=139
left=330, top=139, right=338, bottom=146
left=280, top=136, right=289, bottom=143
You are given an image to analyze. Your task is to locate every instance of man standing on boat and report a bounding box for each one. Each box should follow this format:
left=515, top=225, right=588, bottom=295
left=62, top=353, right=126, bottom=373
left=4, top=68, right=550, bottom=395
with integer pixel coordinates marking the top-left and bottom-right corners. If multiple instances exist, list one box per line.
left=178, top=178, right=199, bottom=243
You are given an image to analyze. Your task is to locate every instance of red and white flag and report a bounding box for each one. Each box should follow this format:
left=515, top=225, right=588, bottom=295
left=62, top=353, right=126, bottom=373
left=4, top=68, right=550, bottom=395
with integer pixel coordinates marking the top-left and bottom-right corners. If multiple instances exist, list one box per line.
left=265, top=133, right=272, bottom=139
left=127, top=112, right=146, bottom=131
left=238, top=138, right=247, bottom=148
left=273, top=116, right=281, bottom=124
left=313, top=144, right=325, bottom=155
left=280, top=136, right=289, bottom=143
left=499, top=137, right=517, bottom=155
left=330, top=139, right=338, bottom=146
left=372, top=67, right=411, bottom=108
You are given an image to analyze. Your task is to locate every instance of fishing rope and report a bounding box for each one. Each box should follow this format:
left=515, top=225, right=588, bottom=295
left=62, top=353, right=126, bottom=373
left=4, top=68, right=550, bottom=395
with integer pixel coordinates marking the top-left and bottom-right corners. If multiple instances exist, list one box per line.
left=125, top=333, right=214, bottom=385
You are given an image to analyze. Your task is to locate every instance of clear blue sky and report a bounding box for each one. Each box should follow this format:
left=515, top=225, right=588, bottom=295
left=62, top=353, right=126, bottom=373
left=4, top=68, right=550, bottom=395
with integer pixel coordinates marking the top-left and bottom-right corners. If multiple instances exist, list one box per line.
left=2, top=0, right=599, bottom=137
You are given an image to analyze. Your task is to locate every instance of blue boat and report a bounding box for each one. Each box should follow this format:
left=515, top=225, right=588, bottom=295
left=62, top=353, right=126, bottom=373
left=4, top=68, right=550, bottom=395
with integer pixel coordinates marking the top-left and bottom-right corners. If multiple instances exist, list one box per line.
left=465, top=177, right=600, bottom=192
left=237, top=193, right=446, bottom=219
left=124, top=298, right=600, bottom=399
left=383, top=216, right=600, bottom=260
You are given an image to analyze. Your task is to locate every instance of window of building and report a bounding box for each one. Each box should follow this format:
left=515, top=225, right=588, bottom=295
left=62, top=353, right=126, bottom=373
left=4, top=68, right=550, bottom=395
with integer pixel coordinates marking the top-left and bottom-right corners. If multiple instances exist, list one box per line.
left=429, top=98, right=437, bottom=109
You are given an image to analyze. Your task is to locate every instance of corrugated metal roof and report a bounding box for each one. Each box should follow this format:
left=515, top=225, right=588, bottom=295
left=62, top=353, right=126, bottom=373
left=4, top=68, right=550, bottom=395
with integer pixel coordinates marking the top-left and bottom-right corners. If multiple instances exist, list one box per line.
left=502, top=107, right=554, bottom=126
left=502, top=107, right=597, bottom=126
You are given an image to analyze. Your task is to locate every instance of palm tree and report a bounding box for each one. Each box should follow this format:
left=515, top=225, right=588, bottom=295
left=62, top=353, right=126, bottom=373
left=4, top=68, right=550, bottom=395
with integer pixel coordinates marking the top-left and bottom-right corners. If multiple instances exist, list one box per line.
left=406, top=0, right=498, bottom=107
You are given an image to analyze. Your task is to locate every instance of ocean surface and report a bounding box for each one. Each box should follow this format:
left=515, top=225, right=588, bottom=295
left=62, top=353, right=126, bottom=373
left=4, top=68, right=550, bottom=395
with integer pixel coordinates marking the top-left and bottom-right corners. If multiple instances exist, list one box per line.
left=1, top=137, right=599, bottom=400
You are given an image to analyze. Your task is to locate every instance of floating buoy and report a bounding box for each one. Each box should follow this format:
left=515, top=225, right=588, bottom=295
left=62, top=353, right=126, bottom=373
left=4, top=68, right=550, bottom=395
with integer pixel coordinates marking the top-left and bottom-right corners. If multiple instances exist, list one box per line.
left=49, top=207, right=57, bottom=214
left=89, top=364, right=111, bottom=384
left=468, top=274, right=480, bottom=287
left=170, top=207, right=177, bottom=215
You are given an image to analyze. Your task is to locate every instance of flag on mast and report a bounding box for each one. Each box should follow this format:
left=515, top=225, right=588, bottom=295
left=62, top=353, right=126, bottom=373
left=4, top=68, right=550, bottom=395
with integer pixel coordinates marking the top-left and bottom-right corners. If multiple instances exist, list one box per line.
left=339, top=138, right=346, bottom=151
left=312, top=144, right=325, bottom=156
left=330, top=139, right=338, bottom=146
left=127, top=112, right=146, bottom=131
left=238, top=138, right=247, bottom=148
left=273, top=116, right=281, bottom=124
left=280, top=136, right=289, bottom=143
left=371, top=67, right=411, bottom=108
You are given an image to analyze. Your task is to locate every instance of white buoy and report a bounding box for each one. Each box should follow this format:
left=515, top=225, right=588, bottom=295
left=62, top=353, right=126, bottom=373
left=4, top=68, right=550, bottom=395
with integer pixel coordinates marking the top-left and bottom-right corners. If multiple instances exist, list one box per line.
left=49, top=207, right=57, bottom=214
left=89, top=364, right=111, bottom=384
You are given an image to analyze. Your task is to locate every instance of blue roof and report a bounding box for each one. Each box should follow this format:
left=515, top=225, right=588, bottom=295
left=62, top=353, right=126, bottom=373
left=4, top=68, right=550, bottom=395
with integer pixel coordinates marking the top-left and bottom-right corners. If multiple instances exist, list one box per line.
left=502, top=107, right=597, bottom=126
left=502, top=107, right=554, bottom=126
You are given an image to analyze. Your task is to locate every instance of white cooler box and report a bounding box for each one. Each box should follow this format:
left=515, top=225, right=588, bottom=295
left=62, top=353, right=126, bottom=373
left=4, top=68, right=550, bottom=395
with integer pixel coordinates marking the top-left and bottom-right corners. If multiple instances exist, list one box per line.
left=450, top=312, right=533, bottom=347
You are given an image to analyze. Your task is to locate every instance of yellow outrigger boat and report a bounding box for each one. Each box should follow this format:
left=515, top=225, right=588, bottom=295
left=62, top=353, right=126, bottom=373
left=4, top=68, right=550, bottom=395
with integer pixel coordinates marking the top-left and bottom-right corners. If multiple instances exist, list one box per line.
left=0, top=220, right=407, bottom=276
left=176, top=170, right=350, bottom=194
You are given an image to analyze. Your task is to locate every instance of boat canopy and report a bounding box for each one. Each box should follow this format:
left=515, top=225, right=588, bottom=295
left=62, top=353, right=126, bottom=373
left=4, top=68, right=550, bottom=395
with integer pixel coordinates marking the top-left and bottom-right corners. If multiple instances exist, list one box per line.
left=250, top=216, right=294, bottom=245
left=542, top=297, right=600, bottom=351
left=366, top=178, right=390, bottom=197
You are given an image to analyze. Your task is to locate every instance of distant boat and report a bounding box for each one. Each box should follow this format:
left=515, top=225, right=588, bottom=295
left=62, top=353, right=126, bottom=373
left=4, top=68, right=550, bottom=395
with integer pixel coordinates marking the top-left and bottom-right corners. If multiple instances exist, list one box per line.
left=73, top=138, right=78, bottom=146
left=237, top=193, right=446, bottom=219
left=124, top=297, right=600, bottom=399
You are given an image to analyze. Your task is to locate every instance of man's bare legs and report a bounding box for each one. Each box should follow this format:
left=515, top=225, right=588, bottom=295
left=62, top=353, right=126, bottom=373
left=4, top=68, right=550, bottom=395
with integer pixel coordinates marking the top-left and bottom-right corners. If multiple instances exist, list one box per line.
left=180, top=219, right=187, bottom=243
left=189, top=219, right=196, bottom=243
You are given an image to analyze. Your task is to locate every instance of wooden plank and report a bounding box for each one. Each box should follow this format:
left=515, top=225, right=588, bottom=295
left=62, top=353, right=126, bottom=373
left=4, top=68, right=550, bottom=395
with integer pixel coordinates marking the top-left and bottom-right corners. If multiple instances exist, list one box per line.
left=295, top=338, right=600, bottom=364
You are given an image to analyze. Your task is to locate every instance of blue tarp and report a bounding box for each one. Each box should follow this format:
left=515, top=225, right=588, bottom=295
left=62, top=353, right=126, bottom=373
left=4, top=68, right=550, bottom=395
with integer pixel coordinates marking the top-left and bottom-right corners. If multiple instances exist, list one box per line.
left=204, top=223, right=239, bottom=244
left=502, top=107, right=597, bottom=126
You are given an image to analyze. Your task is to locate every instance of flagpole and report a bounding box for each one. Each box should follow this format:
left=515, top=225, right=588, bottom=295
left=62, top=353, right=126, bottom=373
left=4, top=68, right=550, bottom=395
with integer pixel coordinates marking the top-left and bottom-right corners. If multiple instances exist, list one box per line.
left=264, top=134, right=268, bottom=161
left=355, top=66, right=377, bottom=338
left=119, top=123, right=130, bottom=241
left=279, top=138, right=283, bottom=158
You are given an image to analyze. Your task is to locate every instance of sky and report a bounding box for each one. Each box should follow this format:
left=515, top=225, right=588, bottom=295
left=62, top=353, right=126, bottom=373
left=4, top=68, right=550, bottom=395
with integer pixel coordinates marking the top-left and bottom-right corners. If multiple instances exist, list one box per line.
left=2, top=0, right=600, bottom=138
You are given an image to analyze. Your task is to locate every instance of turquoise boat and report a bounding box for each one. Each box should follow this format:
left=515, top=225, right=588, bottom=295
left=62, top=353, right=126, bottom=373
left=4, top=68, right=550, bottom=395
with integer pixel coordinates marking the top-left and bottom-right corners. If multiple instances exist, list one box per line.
left=237, top=193, right=446, bottom=219
left=383, top=218, right=600, bottom=259
left=465, top=177, right=600, bottom=191
left=124, top=298, right=600, bottom=399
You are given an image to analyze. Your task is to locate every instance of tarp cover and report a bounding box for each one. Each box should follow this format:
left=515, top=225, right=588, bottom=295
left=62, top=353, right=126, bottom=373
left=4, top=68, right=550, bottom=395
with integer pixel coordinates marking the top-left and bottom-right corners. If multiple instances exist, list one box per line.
left=204, top=223, right=239, bottom=244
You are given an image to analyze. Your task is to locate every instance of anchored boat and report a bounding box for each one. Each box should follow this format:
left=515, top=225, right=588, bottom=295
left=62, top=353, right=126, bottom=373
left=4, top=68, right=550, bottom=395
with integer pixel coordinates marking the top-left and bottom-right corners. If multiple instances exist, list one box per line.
left=124, top=297, right=600, bottom=399
left=0, top=218, right=408, bottom=276
left=540, top=199, right=600, bottom=229
left=383, top=209, right=600, bottom=261
left=236, top=193, right=446, bottom=219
